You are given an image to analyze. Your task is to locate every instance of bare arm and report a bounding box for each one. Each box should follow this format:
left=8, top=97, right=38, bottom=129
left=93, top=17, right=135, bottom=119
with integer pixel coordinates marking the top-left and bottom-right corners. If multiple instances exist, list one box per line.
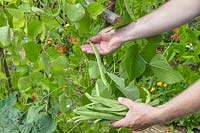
left=116, top=0, right=200, bottom=42
left=112, top=80, right=200, bottom=131
left=81, top=0, right=200, bottom=55
left=156, top=80, right=200, bottom=123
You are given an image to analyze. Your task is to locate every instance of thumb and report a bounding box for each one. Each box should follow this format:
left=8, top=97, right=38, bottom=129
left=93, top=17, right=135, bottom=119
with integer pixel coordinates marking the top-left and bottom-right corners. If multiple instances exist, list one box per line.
left=111, top=118, right=127, bottom=128
left=118, top=97, right=136, bottom=109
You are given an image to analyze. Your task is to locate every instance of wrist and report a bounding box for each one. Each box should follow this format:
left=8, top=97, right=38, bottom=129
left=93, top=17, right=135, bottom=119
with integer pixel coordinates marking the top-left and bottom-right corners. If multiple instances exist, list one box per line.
left=149, top=106, right=168, bottom=125
left=114, top=21, right=138, bottom=43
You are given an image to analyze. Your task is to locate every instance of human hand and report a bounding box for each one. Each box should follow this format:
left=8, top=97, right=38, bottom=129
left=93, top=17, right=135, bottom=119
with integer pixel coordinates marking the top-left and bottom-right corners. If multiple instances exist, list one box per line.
left=112, top=98, right=161, bottom=131
left=81, top=27, right=124, bottom=55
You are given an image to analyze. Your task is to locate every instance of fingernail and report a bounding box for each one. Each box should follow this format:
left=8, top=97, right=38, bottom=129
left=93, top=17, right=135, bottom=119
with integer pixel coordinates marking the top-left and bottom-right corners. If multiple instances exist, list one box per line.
left=118, top=97, right=123, bottom=102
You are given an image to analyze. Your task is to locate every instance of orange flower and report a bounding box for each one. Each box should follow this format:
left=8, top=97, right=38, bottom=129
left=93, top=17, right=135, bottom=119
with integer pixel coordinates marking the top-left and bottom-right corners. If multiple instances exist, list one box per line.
left=60, top=46, right=68, bottom=55
left=68, top=36, right=73, bottom=43
left=74, top=38, right=78, bottom=43
left=170, top=29, right=179, bottom=41
left=170, top=34, right=179, bottom=41
left=55, top=44, right=60, bottom=50
left=173, top=29, right=178, bottom=34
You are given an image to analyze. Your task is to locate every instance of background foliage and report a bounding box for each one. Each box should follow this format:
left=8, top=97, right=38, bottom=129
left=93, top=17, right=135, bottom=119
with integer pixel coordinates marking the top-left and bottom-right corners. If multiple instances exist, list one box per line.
left=0, top=0, right=199, bottom=132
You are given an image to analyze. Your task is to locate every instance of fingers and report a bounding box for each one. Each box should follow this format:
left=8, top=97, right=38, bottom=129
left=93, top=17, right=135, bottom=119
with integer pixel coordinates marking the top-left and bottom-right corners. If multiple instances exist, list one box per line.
left=118, top=97, right=136, bottom=109
left=111, top=118, right=128, bottom=128
left=88, top=34, right=102, bottom=43
left=80, top=44, right=104, bottom=54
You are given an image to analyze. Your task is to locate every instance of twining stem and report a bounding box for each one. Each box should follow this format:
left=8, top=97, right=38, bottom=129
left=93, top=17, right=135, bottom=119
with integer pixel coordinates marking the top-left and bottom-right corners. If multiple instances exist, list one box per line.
left=0, top=48, right=13, bottom=93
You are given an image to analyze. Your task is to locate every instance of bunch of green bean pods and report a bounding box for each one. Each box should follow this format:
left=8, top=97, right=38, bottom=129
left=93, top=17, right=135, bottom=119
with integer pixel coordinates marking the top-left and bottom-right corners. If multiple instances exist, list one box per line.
left=71, top=93, right=128, bottom=123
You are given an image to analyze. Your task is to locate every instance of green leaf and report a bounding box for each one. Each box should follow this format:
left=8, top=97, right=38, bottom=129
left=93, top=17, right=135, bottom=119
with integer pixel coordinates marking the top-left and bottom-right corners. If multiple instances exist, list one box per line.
left=107, top=72, right=125, bottom=89
left=140, top=35, right=162, bottom=62
left=123, top=45, right=146, bottom=81
left=23, top=42, right=42, bottom=62
left=7, top=8, right=25, bottom=30
left=0, top=26, right=11, bottom=48
left=31, top=115, right=56, bottom=133
left=0, top=13, right=7, bottom=27
left=107, top=73, right=139, bottom=100
left=94, top=79, right=112, bottom=98
left=87, top=2, right=104, bottom=19
left=139, top=87, right=151, bottom=103
left=26, top=106, right=44, bottom=123
left=0, top=92, right=17, bottom=108
left=50, top=56, right=67, bottom=71
left=59, top=95, right=66, bottom=113
left=18, top=76, right=32, bottom=91
left=0, top=71, right=7, bottom=80
left=28, top=20, right=44, bottom=40
left=16, top=65, right=30, bottom=77
left=65, top=3, right=85, bottom=22
left=18, top=4, right=31, bottom=12
left=150, top=54, right=184, bottom=84
left=89, top=61, right=100, bottom=79
left=79, top=15, right=91, bottom=36
left=125, top=81, right=140, bottom=100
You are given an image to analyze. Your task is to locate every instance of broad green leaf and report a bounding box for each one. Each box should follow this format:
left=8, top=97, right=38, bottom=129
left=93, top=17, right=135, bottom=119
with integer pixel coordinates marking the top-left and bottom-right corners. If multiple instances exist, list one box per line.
left=38, top=53, right=49, bottom=72
left=0, top=13, right=6, bottom=27
left=0, top=71, right=7, bottom=80
left=130, top=55, right=146, bottom=78
left=125, top=81, right=140, bottom=100
left=124, top=45, right=146, bottom=81
left=7, top=8, right=25, bottom=30
left=59, top=95, right=66, bottom=113
left=150, top=54, right=184, bottom=84
left=26, top=106, right=44, bottom=123
left=65, top=3, right=85, bottom=22
left=107, top=73, right=139, bottom=100
left=79, top=15, right=91, bottom=36
left=16, top=65, right=30, bottom=77
left=0, top=26, right=11, bottom=48
left=4, top=0, right=17, bottom=3
left=140, top=35, right=162, bottom=62
left=31, top=7, right=44, bottom=14
left=93, top=79, right=112, bottom=98
left=23, top=42, right=42, bottom=62
left=0, top=92, right=17, bottom=108
left=28, top=20, right=44, bottom=40
left=31, top=115, right=56, bottom=133
left=50, top=56, right=67, bottom=71
left=89, top=61, right=100, bottom=79
left=87, top=2, right=104, bottom=19
left=107, top=72, right=125, bottom=89
left=18, top=4, right=31, bottom=12
left=18, top=76, right=32, bottom=91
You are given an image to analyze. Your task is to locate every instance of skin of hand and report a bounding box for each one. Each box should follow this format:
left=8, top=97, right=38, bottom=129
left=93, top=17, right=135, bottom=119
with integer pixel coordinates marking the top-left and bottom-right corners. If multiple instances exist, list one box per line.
left=81, top=27, right=124, bottom=55
left=111, top=98, right=161, bottom=131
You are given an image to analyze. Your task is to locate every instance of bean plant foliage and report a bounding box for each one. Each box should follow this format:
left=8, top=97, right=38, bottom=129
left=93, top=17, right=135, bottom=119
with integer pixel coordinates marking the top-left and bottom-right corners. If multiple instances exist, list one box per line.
left=0, top=0, right=199, bottom=132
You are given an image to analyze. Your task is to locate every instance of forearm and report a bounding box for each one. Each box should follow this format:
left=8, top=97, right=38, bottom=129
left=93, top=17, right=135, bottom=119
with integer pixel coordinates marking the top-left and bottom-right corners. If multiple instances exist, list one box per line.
left=155, top=80, right=200, bottom=124
left=115, top=0, right=200, bottom=42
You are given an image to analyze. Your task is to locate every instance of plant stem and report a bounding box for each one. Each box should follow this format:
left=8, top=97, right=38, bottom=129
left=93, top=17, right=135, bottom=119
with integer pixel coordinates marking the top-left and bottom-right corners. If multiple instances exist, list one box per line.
left=0, top=48, right=13, bottom=93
